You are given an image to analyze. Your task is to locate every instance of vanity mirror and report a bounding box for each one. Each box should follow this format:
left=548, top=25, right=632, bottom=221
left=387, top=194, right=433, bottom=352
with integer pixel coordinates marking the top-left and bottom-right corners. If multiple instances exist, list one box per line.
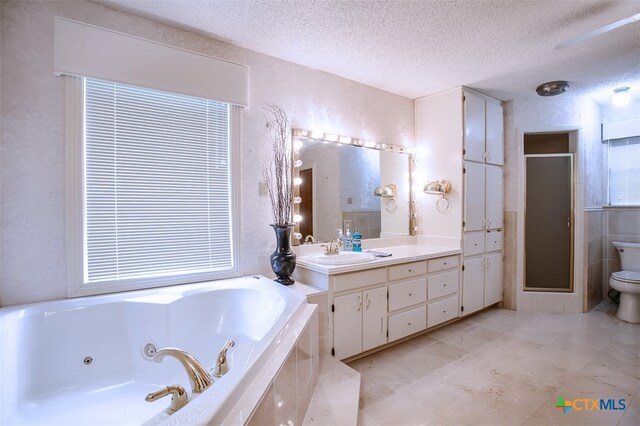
left=291, top=129, right=416, bottom=246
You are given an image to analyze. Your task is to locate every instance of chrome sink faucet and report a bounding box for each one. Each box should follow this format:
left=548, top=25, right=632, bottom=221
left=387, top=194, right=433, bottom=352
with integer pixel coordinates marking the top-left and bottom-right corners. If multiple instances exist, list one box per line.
left=321, top=238, right=342, bottom=255
left=212, top=340, right=235, bottom=379
left=304, top=235, right=316, bottom=244
left=152, top=347, right=213, bottom=393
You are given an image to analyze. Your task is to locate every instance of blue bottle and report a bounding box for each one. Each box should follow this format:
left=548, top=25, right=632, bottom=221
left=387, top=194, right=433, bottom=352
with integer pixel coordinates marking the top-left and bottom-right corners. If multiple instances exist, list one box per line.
left=352, top=229, right=362, bottom=252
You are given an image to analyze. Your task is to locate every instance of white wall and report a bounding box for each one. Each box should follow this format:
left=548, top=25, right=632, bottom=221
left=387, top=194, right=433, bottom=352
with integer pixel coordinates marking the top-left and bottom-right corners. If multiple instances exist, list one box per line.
left=0, top=1, right=413, bottom=306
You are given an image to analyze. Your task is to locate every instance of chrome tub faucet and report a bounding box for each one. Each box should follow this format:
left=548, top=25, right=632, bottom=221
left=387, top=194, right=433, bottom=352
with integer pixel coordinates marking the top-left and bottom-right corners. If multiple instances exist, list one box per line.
left=145, top=384, right=188, bottom=414
left=212, top=340, right=235, bottom=379
left=152, top=347, right=213, bottom=393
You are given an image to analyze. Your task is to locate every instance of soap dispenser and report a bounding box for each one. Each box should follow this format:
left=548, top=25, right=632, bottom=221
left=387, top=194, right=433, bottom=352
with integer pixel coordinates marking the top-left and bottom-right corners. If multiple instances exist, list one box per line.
left=343, top=225, right=353, bottom=251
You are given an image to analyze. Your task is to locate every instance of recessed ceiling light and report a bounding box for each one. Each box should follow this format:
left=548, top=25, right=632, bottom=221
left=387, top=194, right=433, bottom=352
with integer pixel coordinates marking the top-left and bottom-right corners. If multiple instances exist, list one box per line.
left=612, top=87, right=631, bottom=107
left=536, top=81, right=569, bottom=97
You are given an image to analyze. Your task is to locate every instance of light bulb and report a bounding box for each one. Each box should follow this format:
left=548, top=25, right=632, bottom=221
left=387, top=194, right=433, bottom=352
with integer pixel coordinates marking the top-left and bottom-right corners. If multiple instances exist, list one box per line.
left=293, top=214, right=303, bottom=223
left=293, top=140, right=303, bottom=151
left=293, top=177, right=303, bottom=185
left=612, top=87, right=631, bottom=107
left=293, top=197, right=302, bottom=204
left=294, top=160, right=302, bottom=167
left=294, top=232, right=302, bottom=240
left=338, top=136, right=352, bottom=144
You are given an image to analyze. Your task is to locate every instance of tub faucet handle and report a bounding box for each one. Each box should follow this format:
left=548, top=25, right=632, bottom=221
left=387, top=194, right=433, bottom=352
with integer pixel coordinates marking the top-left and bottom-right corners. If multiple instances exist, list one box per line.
left=212, top=340, right=235, bottom=379
left=152, top=347, right=213, bottom=393
left=145, top=384, right=188, bottom=414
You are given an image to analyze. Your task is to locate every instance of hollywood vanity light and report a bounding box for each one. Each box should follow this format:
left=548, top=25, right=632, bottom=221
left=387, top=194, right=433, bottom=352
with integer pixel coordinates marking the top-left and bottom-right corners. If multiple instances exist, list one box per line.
left=290, top=128, right=417, bottom=244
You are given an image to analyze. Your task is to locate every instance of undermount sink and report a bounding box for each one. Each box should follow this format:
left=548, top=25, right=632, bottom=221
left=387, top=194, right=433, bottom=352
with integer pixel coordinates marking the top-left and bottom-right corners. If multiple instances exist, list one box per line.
left=304, top=251, right=376, bottom=265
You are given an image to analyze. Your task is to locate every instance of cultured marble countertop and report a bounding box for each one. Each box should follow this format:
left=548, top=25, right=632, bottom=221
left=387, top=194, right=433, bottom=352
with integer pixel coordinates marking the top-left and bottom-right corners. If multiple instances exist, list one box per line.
left=296, top=244, right=461, bottom=275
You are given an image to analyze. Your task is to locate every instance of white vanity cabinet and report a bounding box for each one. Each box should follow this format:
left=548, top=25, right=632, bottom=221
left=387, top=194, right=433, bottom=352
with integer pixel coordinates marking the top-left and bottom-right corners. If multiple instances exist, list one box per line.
left=295, top=250, right=461, bottom=360
left=387, top=261, right=428, bottom=342
left=462, top=230, right=504, bottom=316
left=333, top=286, right=387, bottom=360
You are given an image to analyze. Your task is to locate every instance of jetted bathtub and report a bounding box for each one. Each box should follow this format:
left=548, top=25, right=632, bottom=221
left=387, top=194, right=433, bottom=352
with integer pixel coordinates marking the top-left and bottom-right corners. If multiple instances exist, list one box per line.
left=0, top=275, right=306, bottom=425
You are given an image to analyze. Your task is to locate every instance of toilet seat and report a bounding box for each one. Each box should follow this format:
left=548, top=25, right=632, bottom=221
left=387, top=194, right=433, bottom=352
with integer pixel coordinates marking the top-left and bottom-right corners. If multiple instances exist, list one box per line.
left=611, top=271, right=640, bottom=284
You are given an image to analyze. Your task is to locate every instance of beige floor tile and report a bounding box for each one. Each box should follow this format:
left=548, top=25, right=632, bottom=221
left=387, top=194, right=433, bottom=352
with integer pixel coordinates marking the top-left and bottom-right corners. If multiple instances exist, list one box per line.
left=303, top=399, right=358, bottom=426
left=618, top=392, right=639, bottom=426
left=344, top=304, right=640, bottom=426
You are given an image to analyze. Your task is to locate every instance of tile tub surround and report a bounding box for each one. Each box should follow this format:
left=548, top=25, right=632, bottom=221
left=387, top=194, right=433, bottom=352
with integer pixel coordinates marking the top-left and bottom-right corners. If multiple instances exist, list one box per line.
left=352, top=304, right=639, bottom=425
left=225, top=304, right=319, bottom=425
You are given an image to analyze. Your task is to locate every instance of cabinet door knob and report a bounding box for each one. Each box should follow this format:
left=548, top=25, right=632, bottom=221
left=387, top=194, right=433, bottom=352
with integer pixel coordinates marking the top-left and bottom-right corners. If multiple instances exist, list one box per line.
left=409, top=293, right=414, bottom=297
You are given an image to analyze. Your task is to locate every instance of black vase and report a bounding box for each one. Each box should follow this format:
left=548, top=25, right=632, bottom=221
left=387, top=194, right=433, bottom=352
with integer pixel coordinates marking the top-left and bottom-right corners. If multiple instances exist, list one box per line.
left=270, top=224, right=296, bottom=285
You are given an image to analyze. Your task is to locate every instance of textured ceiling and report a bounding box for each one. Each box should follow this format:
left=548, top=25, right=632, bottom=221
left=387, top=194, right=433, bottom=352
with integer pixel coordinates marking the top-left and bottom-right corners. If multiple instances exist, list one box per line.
left=98, top=0, right=640, bottom=107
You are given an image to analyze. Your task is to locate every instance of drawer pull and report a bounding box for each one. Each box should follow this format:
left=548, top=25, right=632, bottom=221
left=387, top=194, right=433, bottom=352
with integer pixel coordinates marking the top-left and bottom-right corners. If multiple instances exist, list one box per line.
left=443, top=310, right=447, bottom=314
left=443, top=262, right=447, bottom=265
left=443, top=283, right=447, bottom=287
left=408, top=322, right=412, bottom=326
left=408, top=269, right=413, bottom=273
left=409, top=293, right=414, bottom=297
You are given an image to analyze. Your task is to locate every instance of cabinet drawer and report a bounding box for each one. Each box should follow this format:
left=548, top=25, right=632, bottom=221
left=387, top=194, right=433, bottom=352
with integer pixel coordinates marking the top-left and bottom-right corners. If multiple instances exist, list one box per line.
left=388, top=306, right=427, bottom=342
left=333, top=268, right=386, bottom=293
left=427, top=295, right=459, bottom=328
left=427, top=255, right=459, bottom=273
left=389, top=278, right=427, bottom=312
left=464, top=233, right=485, bottom=257
left=388, top=261, right=427, bottom=282
left=485, top=231, right=503, bottom=252
left=428, top=270, right=458, bottom=300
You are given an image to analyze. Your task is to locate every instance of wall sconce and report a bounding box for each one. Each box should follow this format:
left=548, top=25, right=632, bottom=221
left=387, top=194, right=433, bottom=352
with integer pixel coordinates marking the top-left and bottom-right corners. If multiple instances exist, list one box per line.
left=423, top=179, right=452, bottom=212
left=373, top=184, right=397, bottom=198
left=373, top=184, right=398, bottom=212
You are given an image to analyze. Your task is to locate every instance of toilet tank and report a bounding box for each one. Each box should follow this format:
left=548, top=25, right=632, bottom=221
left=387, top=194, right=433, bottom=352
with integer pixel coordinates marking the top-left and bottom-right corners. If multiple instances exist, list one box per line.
left=613, top=241, right=640, bottom=272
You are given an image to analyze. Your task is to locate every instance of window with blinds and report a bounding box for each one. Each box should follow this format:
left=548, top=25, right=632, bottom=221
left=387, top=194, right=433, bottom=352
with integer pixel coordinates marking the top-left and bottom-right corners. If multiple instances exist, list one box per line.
left=608, top=136, right=640, bottom=206
left=84, top=78, right=235, bottom=284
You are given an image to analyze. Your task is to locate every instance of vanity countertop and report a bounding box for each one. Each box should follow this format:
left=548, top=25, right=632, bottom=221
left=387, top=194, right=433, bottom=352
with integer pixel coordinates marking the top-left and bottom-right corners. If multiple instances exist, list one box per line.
left=296, top=244, right=461, bottom=275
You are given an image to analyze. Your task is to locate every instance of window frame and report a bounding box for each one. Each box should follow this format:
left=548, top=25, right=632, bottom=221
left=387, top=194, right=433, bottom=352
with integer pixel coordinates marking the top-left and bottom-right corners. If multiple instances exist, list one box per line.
left=66, top=76, right=242, bottom=297
left=606, top=136, right=640, bottom=207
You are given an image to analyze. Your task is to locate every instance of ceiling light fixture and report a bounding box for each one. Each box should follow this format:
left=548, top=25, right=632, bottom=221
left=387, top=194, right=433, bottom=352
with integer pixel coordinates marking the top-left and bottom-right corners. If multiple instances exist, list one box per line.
left=612, top=87, right=631, bottom=107
left=536, top=81, right=569, bottom=97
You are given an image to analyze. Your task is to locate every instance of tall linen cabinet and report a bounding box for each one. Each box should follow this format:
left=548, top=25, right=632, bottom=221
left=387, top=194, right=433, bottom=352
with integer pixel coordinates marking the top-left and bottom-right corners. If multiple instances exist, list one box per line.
left=415, top=87, right=504, bottom=316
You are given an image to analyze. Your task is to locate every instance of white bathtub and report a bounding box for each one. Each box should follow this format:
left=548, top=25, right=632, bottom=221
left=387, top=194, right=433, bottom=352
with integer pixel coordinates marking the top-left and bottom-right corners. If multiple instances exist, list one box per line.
left=0, top=275, right=306, bottom=426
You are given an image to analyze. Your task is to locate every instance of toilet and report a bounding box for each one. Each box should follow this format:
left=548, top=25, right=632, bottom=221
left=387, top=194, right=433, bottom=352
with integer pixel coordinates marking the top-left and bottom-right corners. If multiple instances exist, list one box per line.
left=610, top=241, right=640, bottom=323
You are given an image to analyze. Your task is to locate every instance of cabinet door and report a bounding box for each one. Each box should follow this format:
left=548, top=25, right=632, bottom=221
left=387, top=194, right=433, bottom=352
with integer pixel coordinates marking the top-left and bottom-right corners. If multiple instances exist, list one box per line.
left=464, top=161, right=486, bottom=232
left=462, top=257, right=484, bottom=316
left=463, top=91, right=485, bottom=162
left=362, top=287, right=387, bottom=352
left=484, top=252, right=503, bottom=306
left=485, top=101, right=504, bottom=165
left=333, top=293, right=362, bottom=360
left=485, top=165, right=503, bottom=230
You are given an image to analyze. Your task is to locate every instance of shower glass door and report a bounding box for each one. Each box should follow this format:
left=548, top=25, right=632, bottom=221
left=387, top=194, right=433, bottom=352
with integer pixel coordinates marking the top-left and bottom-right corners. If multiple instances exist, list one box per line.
left=524, top=154, right=573, bottom=292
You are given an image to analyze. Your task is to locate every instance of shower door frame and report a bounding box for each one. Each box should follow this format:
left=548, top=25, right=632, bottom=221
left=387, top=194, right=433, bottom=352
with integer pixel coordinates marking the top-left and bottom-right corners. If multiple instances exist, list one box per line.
left=515, top=127, right=585, bottom=313
left=523, top=153, right=575, bottom=292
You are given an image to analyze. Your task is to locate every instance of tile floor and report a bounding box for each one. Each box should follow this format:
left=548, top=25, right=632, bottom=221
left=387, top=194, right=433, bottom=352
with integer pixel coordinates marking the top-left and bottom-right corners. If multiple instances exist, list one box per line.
left=350, top=303, right=639, bottom=425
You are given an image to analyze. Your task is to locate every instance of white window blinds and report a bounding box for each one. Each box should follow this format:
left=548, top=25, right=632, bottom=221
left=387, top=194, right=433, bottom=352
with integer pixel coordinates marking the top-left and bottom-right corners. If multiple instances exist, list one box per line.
left=84, top=79, right=234, bottom=283
left=608, top=136, right=640, bottom=206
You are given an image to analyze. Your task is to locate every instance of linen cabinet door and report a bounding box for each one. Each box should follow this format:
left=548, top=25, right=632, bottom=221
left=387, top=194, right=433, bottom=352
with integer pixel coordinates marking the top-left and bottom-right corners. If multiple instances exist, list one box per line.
left=362, top=287, right=387, bottom=352
left=462, top=256, right=484, bottom=316
left=485, top=100, right=504, bottom=165
left=484, top=252, right=503, bottom=307
left=463, top=91, right=485, bottom=162
left=464, top=161, right=486, bottom=232
left=333, top=292, right=362, bottom=360
left=485, top=164, right=503, bottom=230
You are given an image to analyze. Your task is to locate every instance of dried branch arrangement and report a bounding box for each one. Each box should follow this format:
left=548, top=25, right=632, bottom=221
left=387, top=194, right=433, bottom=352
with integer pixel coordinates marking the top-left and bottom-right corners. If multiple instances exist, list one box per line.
left=263, top=104, right=293, bottom=226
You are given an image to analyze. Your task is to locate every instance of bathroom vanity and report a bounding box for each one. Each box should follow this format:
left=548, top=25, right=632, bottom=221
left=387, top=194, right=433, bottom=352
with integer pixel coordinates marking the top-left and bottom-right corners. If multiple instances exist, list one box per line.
left=294, top=244, right=461, bottom=360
